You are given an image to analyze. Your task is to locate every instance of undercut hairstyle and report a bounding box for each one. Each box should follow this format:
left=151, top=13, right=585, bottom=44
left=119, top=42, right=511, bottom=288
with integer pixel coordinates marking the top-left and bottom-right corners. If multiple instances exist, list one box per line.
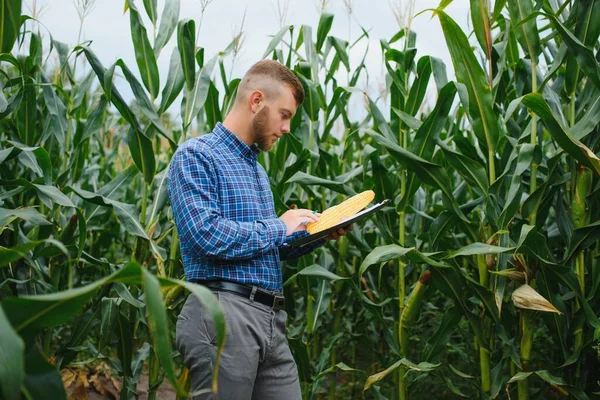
left=237, top=60, right=305, bottom=106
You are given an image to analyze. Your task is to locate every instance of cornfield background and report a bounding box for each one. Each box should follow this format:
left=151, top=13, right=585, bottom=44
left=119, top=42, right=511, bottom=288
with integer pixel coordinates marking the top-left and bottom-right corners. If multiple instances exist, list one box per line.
left=1, top=0, right=599, bottom=398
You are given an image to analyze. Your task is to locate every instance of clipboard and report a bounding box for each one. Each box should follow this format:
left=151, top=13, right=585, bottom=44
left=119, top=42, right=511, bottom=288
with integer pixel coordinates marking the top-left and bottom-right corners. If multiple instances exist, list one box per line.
left=285, top=199, right=391, bottom=247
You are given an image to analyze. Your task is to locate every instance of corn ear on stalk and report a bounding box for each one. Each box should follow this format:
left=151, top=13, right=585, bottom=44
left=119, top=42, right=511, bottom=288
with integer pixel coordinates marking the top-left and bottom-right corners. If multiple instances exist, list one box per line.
left=399, top=270, right=431, bottom=355
left=306, top=190, right=375, bottom=234
left=571, top=163, right=592, bottom=229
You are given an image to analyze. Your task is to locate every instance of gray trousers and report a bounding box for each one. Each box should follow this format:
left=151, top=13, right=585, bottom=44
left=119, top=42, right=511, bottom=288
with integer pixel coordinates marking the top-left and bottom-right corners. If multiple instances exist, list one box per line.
left=176, top=290, right=302, bottom=400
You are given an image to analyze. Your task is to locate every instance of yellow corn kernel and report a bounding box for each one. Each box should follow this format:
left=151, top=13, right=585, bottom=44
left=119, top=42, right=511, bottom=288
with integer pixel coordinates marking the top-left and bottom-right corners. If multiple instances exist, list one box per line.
left=306, top=190, right=375, bottom=234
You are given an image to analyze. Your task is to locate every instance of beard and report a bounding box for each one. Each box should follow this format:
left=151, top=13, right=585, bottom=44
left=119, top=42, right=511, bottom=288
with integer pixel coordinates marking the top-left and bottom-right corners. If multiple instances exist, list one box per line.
left=253, top=106, right=273, bottom=151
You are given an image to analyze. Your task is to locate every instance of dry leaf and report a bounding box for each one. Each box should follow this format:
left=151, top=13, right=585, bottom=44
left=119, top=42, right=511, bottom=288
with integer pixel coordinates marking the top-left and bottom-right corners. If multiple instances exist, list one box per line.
left=61, top=369, right=77, bottom=389
left=110, top=376, right=122, bottom=393
left=512, top=284, right=562, bottom=314
left=68, top=378, right=88, bottom=400
left=77, top=370, right=90, bottom=388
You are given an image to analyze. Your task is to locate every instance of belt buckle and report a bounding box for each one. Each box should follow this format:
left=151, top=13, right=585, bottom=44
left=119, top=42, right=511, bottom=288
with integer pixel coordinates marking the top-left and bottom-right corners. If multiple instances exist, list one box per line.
left=272, top=295, right=285, bottom=311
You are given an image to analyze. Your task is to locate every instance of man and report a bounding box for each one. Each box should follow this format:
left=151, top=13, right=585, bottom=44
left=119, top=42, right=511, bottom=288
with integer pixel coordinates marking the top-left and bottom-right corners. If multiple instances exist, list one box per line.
left=167, top=60, right=351, bottom=400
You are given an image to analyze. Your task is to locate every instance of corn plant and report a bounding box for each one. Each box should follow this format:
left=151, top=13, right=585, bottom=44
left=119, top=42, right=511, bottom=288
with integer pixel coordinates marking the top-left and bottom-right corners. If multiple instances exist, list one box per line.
left=1, top=0, right=599, bottom=399
left=0, top=0, right=227, bottom=398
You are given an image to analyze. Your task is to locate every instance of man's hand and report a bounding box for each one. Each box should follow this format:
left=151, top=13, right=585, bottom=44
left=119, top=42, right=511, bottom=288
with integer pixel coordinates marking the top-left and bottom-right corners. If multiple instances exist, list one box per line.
left=326, top=224, right=353, bottom=241
left=279, top=209, right=320, bottom=236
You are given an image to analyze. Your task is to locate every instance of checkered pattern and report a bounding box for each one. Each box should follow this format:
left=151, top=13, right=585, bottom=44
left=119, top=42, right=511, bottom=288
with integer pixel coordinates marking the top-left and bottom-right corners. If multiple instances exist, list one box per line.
left=167, top=123, right=323, bottom=292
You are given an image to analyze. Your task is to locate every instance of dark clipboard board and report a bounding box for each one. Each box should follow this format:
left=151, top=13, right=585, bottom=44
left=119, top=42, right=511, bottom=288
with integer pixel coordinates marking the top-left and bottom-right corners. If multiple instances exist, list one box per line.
left=285, top=199, right=391, bottom=248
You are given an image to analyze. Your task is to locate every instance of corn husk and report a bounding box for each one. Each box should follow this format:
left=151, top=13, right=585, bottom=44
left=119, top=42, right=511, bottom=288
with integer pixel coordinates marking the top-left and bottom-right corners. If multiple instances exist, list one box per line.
left=512, top=284, right=561, bottom=314
left=489, top=268, right=527, bottom=282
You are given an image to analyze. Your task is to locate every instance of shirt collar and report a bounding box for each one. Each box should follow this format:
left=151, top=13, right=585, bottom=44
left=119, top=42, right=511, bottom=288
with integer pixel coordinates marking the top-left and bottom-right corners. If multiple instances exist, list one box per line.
left=214, top=122, right=260, bottom=161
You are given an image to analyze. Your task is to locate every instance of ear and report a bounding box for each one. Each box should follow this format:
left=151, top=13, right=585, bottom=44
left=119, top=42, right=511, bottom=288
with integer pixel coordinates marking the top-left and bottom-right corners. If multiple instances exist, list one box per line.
left=249, top=90, right=264, bottom=113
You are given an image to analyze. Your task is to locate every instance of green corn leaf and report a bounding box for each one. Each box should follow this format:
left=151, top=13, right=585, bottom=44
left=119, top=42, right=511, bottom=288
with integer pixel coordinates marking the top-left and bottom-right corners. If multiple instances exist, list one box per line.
left=16, top=83, right=37, bottom=146
left=182, top=56, right=217, bottom=130
left=153, top=0, right=180, bottom=57
left=79, top=46, right=143, bottom=134
left=178, top=19, right=196, bottom=91
left=0, top=207, right=51, bottom=227
left=116, top=306, right=133, bottom=379
left=470, top=0, right=492, bottom=57
left=1, top=263, right=225, bottom=396
left=368, top=97, right=396, bottom=142
left=507, top=0, right=540, bottom=62
left=69, top=186, right=165, bottom=263
left=545, top=11, right=600, bottom=91
left=177, top=280, right=226, bottom=393
left=142, top=269, right=185, bottom=396
left=520, top=93, right=600, bottom=175
left=364, top=129, right=470, bottom=222
left=126, top=0, right=160, bottom=99
left=76, top=96, right=108, bottom=147
left=564, top=0, right=600, bottom=94
left=397, top=81, right=458, bottom=211
left=0, top=305, right=24, bottom=400
left=439, top=140, right=489, bottom=195
left=142, top=0, right=157, bottom=25
left=572, top=94, right=600, bottom=140
left=127, top=127, right=155, bottom=184
left=22, top=347, right=66, bottom=400
left=445, top=243, right=515, bottom=258
left=159, top=48, right=185, bottom=114
left=422, top=306, right=461, bottom=361
left=0, top=241, right=42, bottom=267
left=405, top=56, right=433, bottom=117
left=115, top=59, right=168, bottom=139
left=263, top=25, right=292, bottom=59
left=204, top=81, right=222, bottom=129
left=314, top=362, right=365, bottom=380
left=0, top=178, right=75, bottom=208
left=315, top=13, right=334, bottom=53
left=329, top=37, right=350, bottom=71
left=437, top=11, right=502, bottom=157
left=0, top=0, right=21, bottom=53
left=286, top=171, right=350, bottom=195
left=296, top=73, right=321, bottom=122
left=301, top=25, right=319, bottom=84
left=566, top=220, right=600, bottom=262
left=364, top=359, right=440, bottom=391
left=284, top=264, right=350, bottom=286
left=498, top=143, right=538, bottom=227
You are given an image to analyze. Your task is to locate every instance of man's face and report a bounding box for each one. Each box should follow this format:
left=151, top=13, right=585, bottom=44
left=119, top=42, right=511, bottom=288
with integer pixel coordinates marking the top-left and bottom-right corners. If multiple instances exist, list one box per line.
left=252, top=85, right=297, bottom=151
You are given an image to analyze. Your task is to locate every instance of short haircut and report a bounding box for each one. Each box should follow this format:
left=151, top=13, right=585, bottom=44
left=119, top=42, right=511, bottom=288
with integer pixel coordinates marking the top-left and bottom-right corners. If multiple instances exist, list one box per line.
left=237, top=60, right=305, bottom=106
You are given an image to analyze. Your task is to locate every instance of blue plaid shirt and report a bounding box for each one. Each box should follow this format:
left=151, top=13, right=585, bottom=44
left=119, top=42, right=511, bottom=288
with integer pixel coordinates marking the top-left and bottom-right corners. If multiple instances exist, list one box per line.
left=167, top=123, right=323, bottom=292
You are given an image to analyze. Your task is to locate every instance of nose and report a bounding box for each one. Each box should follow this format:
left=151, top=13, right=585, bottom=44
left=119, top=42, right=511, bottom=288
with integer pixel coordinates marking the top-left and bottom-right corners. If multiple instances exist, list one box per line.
left=282, top=122, right=290, bottom=134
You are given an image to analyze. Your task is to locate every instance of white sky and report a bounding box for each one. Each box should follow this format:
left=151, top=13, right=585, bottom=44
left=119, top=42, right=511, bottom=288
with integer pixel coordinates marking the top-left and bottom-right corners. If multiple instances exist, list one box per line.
left=29, top=0, right=473, bottom=118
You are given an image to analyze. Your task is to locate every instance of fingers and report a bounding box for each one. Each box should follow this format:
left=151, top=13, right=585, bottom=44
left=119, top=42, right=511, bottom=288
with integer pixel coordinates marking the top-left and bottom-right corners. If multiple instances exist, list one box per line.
left=336, top=224, right=352, bottom=235
left=297, top=209, right=319, bottom=223
left=327, top=224, right=354, bottom=240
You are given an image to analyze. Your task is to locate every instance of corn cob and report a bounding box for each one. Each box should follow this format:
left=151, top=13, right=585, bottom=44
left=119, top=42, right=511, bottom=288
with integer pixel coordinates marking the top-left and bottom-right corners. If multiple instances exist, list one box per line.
left=306, top=190, right=375, bottom=234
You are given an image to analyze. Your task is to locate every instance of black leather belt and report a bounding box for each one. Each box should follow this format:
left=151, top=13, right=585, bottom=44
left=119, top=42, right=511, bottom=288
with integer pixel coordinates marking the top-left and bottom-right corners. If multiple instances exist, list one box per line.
left=196, top=280, right=285, bottom=311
